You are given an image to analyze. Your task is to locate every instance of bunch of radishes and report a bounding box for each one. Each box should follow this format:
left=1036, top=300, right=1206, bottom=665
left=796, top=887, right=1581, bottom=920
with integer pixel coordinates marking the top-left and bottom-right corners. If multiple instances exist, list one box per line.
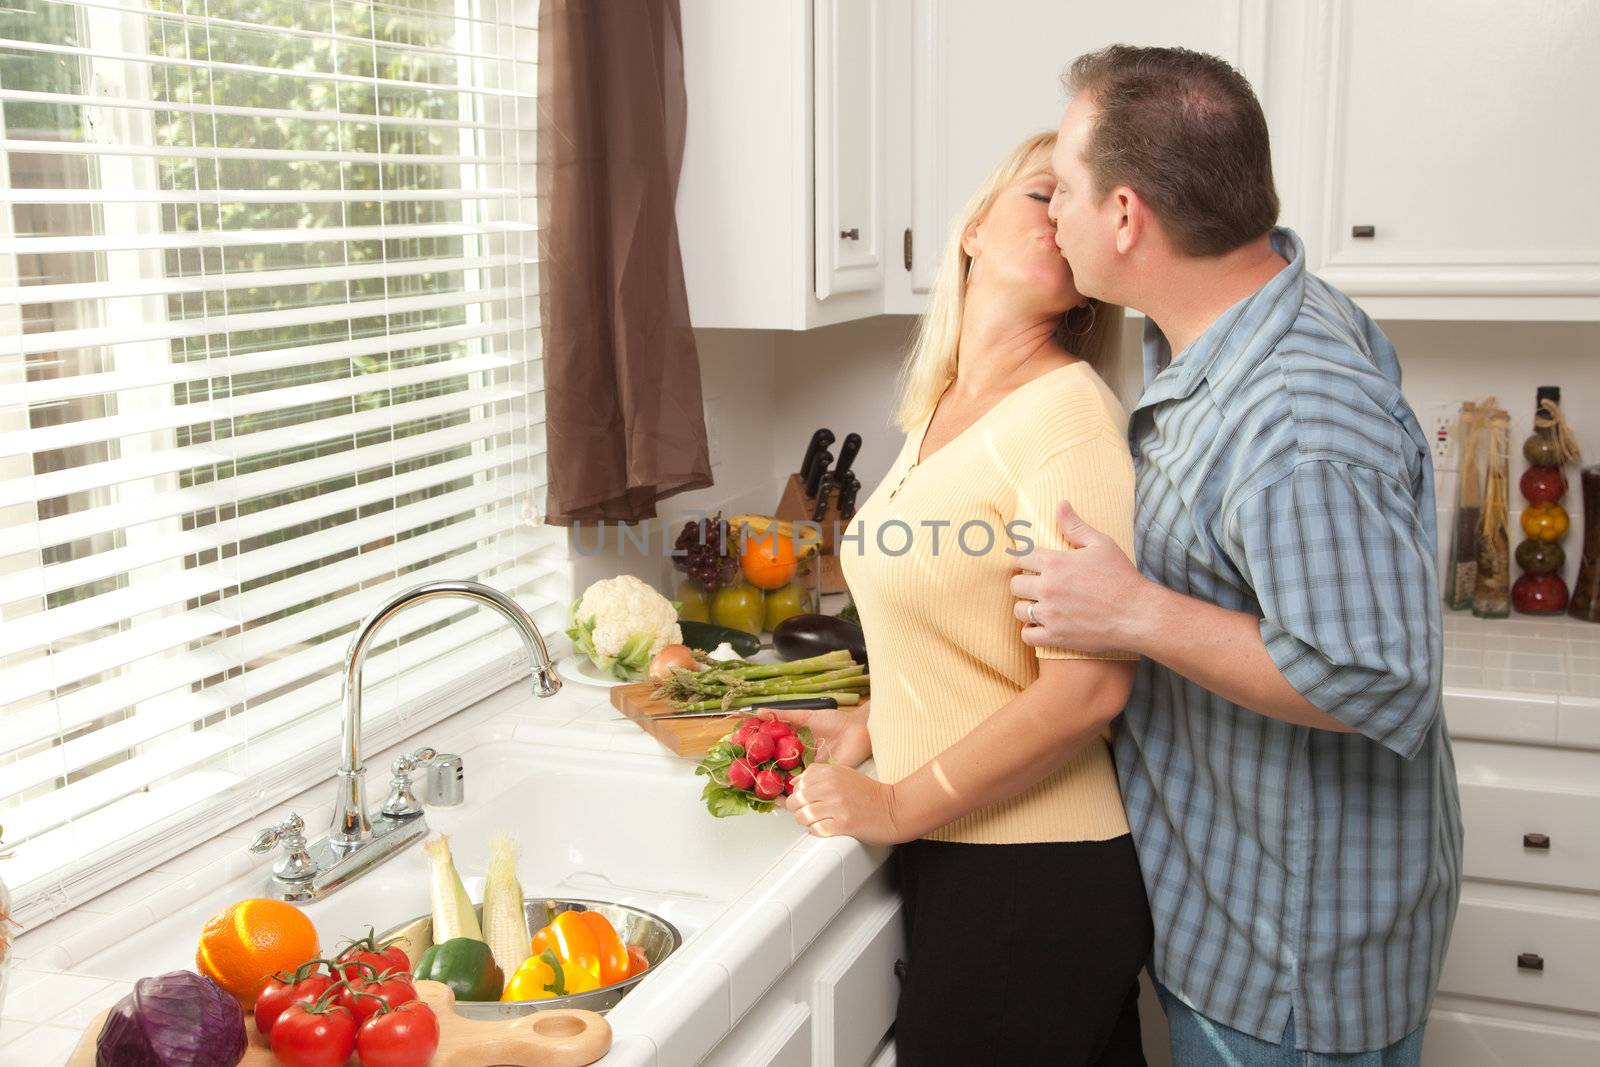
left=695, top=716, right=816, bottom=816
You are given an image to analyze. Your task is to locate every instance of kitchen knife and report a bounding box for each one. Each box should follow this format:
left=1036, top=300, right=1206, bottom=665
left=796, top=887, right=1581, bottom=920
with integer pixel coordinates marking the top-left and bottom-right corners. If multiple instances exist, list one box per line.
left=837, top=471, right=861, bottom=520
left=798, top=428, right=834, bottom=483
left=812, top=472, right=837, bottom=522
left=662, top=695, right=840, bottom=718
left=804, top=448, right=833, bottom=500
left=832, top=432, right=862, bottom=480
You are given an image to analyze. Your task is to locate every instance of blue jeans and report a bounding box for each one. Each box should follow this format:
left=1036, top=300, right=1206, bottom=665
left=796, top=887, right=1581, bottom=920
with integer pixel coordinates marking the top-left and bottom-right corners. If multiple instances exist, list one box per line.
left=1155, top=982, right=1425, bottom=1067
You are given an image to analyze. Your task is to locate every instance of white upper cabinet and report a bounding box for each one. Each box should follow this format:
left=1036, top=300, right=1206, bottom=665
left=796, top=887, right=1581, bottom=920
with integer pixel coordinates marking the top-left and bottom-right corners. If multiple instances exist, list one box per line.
left=677, top=0, right=888, bottom=329
left=814, top=0, right=887, bottom=300
left=677, top=1, right=1597, bottom=329
left=1270, top=0, right=1600, bottom=321
left=886, top=0, right=1266, bottom=312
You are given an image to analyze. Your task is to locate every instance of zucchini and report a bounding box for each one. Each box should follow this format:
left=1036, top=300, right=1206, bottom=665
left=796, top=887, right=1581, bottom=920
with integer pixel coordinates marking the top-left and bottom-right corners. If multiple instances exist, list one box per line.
left=678, top=620, right=762, bottom=658
left=772, top=614, right=867, bottom=665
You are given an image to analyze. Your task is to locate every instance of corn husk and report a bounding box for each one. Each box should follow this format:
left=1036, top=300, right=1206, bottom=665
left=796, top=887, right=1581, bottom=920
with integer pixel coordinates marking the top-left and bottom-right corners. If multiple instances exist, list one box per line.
left=481, top=834, right=531, bottom=978
left=424, top=834, right=482, bottom=943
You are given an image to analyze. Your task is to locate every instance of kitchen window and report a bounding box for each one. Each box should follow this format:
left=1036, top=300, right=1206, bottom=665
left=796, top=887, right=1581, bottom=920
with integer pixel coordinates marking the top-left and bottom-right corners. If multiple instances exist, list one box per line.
left=0, top=0, right=560, bottom=923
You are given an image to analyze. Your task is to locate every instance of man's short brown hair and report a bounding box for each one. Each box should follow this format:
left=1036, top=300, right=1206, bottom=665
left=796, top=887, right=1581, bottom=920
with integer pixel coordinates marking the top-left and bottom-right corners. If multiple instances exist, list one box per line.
left=1065, top=45, right=1278, bottom=257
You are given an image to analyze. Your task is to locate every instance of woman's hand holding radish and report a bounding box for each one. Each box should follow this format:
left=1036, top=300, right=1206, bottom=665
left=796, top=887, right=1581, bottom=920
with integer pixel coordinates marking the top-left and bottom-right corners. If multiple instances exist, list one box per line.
left=783, top=760, right=911, bottom=845
left=756, top=700, right=872, bottom=770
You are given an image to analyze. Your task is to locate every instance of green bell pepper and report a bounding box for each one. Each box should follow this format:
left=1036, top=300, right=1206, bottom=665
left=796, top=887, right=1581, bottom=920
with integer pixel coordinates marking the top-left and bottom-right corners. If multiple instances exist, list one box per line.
left=412, top=936, right=505, bottom=1001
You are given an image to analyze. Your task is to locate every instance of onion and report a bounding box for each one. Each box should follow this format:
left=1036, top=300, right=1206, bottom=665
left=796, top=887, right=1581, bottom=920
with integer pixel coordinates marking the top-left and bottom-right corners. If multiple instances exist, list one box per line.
left=648, top=644, right=701, bottom=684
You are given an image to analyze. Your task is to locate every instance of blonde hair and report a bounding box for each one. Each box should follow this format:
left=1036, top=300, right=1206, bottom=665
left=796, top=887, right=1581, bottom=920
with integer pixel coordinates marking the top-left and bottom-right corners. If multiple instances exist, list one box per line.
left=894, top=131, right=1125, bottom=432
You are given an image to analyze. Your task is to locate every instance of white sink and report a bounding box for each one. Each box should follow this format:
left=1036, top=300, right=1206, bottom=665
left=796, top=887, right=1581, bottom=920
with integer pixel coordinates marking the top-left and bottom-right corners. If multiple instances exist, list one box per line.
left=76, top=739, right=804, bottom=982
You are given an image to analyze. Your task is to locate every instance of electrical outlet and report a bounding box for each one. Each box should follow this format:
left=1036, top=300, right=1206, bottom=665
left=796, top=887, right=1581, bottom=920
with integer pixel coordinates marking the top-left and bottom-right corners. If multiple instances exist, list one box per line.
left=1423, top=401, right=1456, bottom=472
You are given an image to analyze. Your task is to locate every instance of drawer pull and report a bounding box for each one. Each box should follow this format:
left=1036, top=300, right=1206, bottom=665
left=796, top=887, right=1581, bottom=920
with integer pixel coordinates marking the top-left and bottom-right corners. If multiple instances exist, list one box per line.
left=1517, top=952, right=1545, bottom=972
left=893, top=958, right=907, bottom=981
left=1351, top=224, right=1376, bottom=238
left=840, top=228, right=860, bottom=241
left=1522, top=832, right=1551, bottom=850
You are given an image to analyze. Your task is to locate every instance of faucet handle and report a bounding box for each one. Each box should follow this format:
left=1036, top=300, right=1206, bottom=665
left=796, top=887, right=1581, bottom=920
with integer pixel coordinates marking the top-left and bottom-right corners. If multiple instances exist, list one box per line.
left=249, top=812, right=317, bottom=882
left=381, top=746, right=436, bottom=818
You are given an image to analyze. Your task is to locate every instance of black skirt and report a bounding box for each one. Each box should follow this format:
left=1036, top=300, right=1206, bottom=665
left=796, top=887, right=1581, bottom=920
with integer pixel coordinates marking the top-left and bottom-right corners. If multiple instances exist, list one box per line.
left=892, top=834, right=1152, bottom=1067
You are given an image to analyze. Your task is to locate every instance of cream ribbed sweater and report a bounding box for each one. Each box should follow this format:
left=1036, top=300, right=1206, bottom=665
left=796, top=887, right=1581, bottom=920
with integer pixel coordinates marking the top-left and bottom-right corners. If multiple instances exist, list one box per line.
left=840, top=361, right=1137, bottom=844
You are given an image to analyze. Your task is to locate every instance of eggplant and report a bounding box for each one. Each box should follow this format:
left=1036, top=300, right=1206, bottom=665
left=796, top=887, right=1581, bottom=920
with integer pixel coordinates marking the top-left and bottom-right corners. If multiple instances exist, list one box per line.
left=678, top=620, right=762, bottom=658
left=772, top=613, right=867, bottom=665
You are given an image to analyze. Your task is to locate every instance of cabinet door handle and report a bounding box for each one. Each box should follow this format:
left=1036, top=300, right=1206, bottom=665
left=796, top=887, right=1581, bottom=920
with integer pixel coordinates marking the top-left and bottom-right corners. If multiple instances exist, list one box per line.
left=1517, top=952, right=1545, bottom=972
left=1351, top=224, right=1376, bottom=238
left=1523, top=832, right=1551, bottom=850
left=840, top=228, right=860, bottom=241
left=893, top=958, right=908, bottom=981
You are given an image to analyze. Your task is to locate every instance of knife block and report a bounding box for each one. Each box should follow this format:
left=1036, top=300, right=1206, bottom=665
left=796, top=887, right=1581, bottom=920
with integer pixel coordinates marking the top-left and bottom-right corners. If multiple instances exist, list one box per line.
left=774, top=472, right=849, bottom=594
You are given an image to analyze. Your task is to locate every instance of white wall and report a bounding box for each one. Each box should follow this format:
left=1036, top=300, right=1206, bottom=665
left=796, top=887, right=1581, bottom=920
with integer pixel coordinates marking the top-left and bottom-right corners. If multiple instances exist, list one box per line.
left=573, top=316, right=1599, bottom=599
left=770, top=318, right=1600, bottom=584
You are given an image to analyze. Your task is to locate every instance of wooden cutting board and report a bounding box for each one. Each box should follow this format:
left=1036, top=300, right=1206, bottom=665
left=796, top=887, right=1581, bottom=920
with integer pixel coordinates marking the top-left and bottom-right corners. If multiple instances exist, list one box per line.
left=610, top=682, right=742, bottom=757
left=68, top=979, right=610, bottom=1067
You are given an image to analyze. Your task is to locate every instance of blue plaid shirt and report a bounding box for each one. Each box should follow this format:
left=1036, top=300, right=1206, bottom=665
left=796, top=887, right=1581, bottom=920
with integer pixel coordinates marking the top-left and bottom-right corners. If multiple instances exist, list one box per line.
left=1112, top=228, right=1463, bottom=1053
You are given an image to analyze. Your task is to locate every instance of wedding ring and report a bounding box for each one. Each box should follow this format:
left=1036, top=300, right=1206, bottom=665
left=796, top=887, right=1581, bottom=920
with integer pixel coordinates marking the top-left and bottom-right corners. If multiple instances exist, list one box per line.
left=1026, top=600, right=1040, bottom=626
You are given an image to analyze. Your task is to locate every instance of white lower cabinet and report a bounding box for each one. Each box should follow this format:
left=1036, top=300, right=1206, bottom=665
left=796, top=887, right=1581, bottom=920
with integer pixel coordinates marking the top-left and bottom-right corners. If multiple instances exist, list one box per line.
left=1439, top=890, right=1600, bottom=1017
left=1425, top=1008, right=1600, bottom=1066
left=1423, top=706, right=1600, bottom=1066
left=703, top=869, right=904, bottom=1067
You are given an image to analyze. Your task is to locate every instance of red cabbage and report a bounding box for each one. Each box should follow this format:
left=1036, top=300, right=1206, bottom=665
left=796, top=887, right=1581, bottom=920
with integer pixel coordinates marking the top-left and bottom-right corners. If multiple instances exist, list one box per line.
left=96, top=970, right=247, bottom=1067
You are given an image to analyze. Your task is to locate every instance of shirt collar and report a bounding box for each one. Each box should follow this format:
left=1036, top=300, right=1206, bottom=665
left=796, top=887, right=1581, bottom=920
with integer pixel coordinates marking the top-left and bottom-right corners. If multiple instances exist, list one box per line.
left=1133, top=226, right=1307, bottom=417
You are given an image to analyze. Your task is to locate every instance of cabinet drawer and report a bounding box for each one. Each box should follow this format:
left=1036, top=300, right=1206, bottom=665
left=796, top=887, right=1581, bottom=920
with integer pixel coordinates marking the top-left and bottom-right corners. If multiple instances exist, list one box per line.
left=812, top=893, right=904, bottom=1067
left=1460, top=783, right=1600, bottom=892
left=1439, top=897, right=1600, bottom=1014
left=1424, top=1008, right=1600, bottom=1066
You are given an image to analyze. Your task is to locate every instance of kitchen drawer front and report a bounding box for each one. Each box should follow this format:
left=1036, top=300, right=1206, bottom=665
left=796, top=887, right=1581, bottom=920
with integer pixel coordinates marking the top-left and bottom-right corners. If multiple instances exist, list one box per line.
left=703, top=999, right=812, bottom=1067
left=812, top=892, right=904, bottom=1067
left=1439, top=897, right=1600, bottom=1014
left=1460, top=782, right=1600, bottom=892
left=1424, top=1008, right=1600, bottom=1066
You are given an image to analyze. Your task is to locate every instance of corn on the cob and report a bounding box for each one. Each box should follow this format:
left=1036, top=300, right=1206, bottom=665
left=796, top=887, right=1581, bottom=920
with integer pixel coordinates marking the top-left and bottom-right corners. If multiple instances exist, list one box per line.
left=481, top=834, right=531, bottom=978
left=424, top=833, right=482, bottom=943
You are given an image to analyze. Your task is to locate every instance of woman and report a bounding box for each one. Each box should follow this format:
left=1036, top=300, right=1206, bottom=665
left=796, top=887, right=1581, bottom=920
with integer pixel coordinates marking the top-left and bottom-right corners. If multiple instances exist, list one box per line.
left=771, top=132, right=1151, bottom=1065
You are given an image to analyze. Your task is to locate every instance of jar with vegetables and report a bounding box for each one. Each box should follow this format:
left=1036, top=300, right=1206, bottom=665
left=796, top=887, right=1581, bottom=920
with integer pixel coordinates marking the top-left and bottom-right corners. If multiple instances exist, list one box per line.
left=1512, top=387, right=1581, bottom=615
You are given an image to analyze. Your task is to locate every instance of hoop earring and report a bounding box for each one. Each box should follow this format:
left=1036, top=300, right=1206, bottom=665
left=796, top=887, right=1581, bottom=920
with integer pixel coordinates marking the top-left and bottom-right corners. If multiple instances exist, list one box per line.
left=1068, top=300, right=1097, bottom=337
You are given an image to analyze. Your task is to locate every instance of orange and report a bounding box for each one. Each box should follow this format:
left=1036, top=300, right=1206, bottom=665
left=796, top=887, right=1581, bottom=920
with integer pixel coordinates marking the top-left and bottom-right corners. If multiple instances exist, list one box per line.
left=740, top=531, right=798, bottom=590
left=195, top=897, right=319, bottom=1006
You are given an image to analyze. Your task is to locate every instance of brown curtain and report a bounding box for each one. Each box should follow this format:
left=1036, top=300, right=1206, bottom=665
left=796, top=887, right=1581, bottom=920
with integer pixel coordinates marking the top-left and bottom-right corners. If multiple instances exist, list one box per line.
left=537, top=0, right=712, bottom=525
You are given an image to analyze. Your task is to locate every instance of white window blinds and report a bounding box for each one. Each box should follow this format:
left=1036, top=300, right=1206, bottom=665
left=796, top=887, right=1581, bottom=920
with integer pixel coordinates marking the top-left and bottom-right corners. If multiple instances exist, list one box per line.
left=0, top=0, right=562, bottom=921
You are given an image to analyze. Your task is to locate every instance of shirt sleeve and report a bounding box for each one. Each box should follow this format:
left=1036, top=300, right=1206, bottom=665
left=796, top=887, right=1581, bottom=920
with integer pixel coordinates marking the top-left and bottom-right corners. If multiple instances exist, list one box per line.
left=1013, top=435, right=1140, bottom=662
left=1223, top=460, right=1443, bottom=758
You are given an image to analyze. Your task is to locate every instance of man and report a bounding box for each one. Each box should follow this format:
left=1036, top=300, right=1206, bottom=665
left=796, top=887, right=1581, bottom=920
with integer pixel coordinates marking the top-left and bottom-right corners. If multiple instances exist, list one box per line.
left=1011, top=45, right=1462, bottom=1065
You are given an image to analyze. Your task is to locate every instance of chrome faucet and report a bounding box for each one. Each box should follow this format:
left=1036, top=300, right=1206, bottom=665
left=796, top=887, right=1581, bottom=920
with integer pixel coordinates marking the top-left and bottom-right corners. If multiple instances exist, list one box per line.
left=252, top=579, right=562, bottom=902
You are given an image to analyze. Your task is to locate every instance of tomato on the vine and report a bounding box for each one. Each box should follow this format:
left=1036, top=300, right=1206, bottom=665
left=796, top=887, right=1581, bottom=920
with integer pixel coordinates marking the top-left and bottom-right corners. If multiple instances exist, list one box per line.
left=357, top=1000, right=441, bottom=1067
left=270, top=999, right=358, bottom=1067
left=255, top=967, right=334, bottom=1037
left=350, top=969, right=418, bottom=1022
left=332, top=929, right=410, bottom=982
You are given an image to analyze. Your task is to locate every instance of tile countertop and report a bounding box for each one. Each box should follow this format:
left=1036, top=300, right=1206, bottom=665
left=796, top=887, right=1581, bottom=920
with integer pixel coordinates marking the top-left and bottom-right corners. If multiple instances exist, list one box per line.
left=1441, top=612, right=1600, bottom=748
left=0, top=659, right=890, bottom=1067
left=3, top=613, right=1598, bottom=1064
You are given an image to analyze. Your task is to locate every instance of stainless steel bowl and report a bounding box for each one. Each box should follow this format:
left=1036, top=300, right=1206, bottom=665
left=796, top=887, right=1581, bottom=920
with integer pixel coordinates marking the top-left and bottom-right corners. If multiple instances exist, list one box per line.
left=378, top=898, right=680, bottom=1019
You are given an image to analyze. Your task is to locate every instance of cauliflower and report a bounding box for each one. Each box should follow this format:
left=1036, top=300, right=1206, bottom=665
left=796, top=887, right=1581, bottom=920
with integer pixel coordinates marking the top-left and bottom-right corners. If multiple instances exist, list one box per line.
left=566, top=574, right=682, bottom=681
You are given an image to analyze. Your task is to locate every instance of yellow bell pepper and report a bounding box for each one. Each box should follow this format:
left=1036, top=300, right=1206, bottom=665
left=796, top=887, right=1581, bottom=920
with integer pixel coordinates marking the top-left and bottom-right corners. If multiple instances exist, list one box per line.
left=531, top=911, right=602, bottom=982
left=500, top=948, right=601, bottom=1000
left=1521, top=502, right=1570, bottom=542
left=502, top=950, right=562, bottom=1001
